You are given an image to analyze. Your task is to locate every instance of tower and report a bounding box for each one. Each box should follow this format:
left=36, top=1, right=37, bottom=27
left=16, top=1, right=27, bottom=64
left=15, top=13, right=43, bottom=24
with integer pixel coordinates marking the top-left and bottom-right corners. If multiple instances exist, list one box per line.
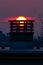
left=8, top=20, right=34, bottom=41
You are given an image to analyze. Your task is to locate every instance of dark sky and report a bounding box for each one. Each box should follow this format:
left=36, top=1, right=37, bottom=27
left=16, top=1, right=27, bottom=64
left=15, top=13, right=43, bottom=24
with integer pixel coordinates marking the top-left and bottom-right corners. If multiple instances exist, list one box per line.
left=0, top=0, right=43, bottom=18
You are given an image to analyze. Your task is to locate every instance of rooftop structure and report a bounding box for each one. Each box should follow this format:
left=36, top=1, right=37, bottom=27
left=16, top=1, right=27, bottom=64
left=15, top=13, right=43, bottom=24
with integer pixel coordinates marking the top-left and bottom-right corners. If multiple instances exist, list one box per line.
left=8, top=16, right=35, bottom=41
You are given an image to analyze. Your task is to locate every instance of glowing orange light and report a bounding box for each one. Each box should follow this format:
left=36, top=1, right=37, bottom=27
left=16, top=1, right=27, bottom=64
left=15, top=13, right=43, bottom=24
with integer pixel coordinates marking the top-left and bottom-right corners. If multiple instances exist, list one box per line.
left=16, top=16, right=27, bottom=26
left=19, top=21, right=24, bottom=26
left=16, top=16, right=27, bottom=20
left=20, top=21, right=24, bottom=23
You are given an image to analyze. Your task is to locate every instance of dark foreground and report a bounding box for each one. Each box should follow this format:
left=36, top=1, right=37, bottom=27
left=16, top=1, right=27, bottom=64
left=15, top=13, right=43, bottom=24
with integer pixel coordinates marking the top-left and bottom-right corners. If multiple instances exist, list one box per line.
left=0, top=53, right=43, bottom=65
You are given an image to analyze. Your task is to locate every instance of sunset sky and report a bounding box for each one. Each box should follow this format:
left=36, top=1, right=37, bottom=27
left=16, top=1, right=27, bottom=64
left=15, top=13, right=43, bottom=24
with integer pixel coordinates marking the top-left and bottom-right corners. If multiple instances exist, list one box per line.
left=0, top=0, right=43, bottom=35
left=0, top=0, right=43, bottom=18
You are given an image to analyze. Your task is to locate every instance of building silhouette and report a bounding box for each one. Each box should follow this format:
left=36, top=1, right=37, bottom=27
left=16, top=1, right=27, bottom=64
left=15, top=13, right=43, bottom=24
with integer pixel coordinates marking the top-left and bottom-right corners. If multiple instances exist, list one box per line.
left=9, top=20, right=34, bottom=41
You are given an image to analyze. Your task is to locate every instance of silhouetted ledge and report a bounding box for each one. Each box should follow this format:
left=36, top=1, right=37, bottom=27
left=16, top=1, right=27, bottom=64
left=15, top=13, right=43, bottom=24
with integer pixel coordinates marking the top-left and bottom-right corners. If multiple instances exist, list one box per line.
left=0, top=53, right=43, bottom=60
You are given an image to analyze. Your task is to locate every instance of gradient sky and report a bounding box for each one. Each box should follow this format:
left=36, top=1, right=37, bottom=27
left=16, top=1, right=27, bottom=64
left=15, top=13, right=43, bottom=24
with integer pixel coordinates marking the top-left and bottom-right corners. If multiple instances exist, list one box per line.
left=0, top=0, right=43, bottom=37
left=0, top=0, right=43, bottom=18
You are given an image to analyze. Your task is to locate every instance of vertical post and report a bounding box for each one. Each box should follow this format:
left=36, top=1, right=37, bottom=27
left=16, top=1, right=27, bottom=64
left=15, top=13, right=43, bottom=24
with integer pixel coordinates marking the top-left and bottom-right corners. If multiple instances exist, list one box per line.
left=31, top=21, right=33, bottom=33
left=10, top=21, right=13, bottom=41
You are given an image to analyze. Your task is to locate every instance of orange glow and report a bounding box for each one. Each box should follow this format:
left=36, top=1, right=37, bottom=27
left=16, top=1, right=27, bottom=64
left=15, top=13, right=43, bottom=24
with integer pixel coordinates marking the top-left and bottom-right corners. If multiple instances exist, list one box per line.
left=19, top=21, right=24, bottom=26
left=20, top=21, right=24, bottom=23
left=16, top=16, right=27, bottom=26
left=20, top=24, right=24, bottom=26
left=20, top=21, right=24, bottom=26
left=16, top=16, right=27, bottom=20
